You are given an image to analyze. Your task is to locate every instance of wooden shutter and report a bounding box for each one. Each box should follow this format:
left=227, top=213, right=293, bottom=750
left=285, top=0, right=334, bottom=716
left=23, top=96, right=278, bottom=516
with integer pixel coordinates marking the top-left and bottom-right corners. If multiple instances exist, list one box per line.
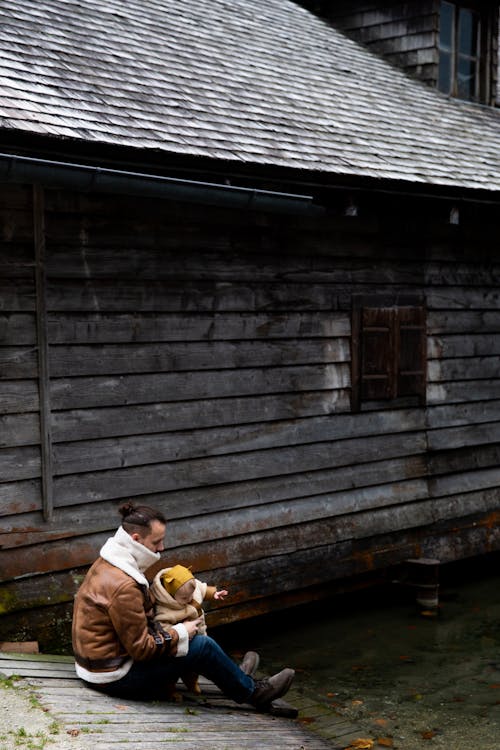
left=352, top=303, right=427, bottom=410
left=397, top=306, right=427, bottom=404
left=360, top=307, right=395, bottom=401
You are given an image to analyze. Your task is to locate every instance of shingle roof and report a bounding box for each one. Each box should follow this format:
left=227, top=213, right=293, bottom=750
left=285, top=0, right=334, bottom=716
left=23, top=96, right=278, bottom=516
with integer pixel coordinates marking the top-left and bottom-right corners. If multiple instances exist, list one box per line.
left=0, top=0, right=499, bottom=191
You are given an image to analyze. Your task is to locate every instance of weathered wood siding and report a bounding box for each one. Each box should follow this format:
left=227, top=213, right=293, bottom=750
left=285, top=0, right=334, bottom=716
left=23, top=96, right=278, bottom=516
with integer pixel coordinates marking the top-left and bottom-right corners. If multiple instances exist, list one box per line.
left=321, top=1, right=500, bottom=103
left=321, top=1, right=439, bottom=85
left=0, top=183, right=499, bottom=640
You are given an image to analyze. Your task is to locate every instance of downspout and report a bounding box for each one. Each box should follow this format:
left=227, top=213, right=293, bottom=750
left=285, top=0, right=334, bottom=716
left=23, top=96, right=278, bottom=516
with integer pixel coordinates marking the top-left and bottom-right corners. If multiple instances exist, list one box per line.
left=0, top=153, right=324, bottom=215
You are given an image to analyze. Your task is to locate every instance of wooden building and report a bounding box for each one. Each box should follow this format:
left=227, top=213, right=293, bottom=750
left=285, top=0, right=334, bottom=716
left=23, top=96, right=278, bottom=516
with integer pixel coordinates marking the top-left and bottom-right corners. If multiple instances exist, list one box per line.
left=302, top=0, right=500, bottom=103
left=0, top=0, right=499, bottom=648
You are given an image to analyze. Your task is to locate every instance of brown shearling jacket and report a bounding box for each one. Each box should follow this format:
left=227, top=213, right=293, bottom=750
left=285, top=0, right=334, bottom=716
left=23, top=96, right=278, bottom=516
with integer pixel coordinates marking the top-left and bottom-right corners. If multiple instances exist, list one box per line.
left=72, top=557, right=179, bottom=672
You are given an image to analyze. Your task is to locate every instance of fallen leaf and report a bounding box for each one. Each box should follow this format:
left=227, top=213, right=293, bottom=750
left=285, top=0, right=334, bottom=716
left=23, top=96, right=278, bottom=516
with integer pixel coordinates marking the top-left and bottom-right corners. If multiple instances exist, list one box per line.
left=298, top=716, right=316, bottom=725
left=347, top=739, right=374, bottom=749
left=489, top=684, right=500, bottom=689
left=421, top=730, right=437, bottom=740
left=373, top=718, right=388, bottom=727
left=351, top=699, right=364, bottom=706
left=67, top=729, right=80, bottom=737
left=114, top=704, right=129, bottom=710
left=377, top=739, right=394, bottom=747
left=327, top=692, right=337, bottom=697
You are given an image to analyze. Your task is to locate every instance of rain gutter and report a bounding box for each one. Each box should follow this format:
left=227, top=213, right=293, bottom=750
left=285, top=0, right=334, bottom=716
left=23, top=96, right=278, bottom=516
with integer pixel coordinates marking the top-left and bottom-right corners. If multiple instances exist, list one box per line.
left=0, top=153, right=324, bottom=216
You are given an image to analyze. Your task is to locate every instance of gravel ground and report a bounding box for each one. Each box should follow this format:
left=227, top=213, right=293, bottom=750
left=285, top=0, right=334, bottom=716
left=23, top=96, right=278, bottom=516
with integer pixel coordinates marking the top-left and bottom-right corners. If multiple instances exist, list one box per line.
left=0, top=680, right=87, bottom=750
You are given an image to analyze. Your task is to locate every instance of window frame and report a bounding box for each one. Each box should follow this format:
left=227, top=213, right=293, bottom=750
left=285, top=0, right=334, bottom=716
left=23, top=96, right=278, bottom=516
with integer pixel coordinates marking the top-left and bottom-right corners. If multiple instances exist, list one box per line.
left=351, top=296, right=427, bottom=413
left=438, top=0, right=496, bottom=103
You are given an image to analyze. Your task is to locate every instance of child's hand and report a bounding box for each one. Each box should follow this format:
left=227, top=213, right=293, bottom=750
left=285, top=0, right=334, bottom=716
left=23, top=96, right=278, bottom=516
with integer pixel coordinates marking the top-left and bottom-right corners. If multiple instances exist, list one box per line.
left=214, top=589, right=228, bottom=600
left=184, top=617, right=202, bottom=639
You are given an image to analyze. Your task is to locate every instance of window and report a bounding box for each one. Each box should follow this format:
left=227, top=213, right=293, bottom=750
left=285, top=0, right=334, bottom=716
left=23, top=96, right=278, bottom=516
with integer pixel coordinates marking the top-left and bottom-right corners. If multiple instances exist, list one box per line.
left=351, top=301, right=427, bottom=411
left=438, top=1, right=495, bottom=102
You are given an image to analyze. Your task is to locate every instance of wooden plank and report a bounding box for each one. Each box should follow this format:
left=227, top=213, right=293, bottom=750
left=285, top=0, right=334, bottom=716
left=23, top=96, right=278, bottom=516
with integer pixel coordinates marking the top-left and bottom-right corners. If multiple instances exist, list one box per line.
left=44, top=339, right=351, bottom=377
left=0, top=454, right=427, bottom=542
left=42, top=246, right=459, bottom=284
left=0, top=641, right=39, bottom=654
left=429, top=466, right=500, bottom=497
left=45, top=279, right=341, bottom=312
left=428, top=443, right=500, bottom=475
left=0, top=666, right=77, bottom=679
left=428, top=334, right=500, bottom=358
left=427, top=399, right=500, bottom=428
left=0, top=424, right=426, bottom=500
left=50, top=431, right=427, bottom=507
left=0, top=478, right=40, bottom=515
left=45, top=311, right=350, bottom=343
left=0, top=413, right=39, bottom=447
left=0, top=245, right=35, bottom=277
left=0, top=346, right=38, bottom=378
left=427, top=309, right=500, bottom=334
left=0, top=313, right=36, bottom=344
left=0, top=651, right=72, bottom=663
left=51, top=390, right=349, bottom=448
left=2, top=499, right=499, bottom=616
left=51, top=405, right=425, bottom=466
left=427, top=288, right=500, bottom=310
left=0, top=379, right=39, bottom=413
left=428, top=356, right=500, bottom=382
left=429, top=422, right=500, bottom=450
left=427, top=379, right=500, bottom=405
left=49, top=364, right=351, bottom=409
left=0, top=476, right=430, bottom=578
left=0, top=280, right=36, bottom=312
left=0, top=655, right=337, bottom=749
left=0, top=445, right=40, bottom=482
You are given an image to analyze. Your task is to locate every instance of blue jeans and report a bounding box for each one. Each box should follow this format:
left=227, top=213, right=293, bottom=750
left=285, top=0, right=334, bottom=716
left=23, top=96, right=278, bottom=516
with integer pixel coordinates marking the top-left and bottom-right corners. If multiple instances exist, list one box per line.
left=84, top=635, right=255, bottom=704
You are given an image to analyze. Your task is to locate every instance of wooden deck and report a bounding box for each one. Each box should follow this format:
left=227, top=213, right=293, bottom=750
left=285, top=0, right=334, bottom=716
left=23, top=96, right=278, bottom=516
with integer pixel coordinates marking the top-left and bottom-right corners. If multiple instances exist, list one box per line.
left=0, top=652, right=362, bottom=749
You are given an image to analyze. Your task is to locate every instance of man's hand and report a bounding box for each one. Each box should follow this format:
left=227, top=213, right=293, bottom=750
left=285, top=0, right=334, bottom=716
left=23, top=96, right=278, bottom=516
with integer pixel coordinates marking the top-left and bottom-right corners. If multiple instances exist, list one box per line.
left=184, top=617, right=203, bottom=639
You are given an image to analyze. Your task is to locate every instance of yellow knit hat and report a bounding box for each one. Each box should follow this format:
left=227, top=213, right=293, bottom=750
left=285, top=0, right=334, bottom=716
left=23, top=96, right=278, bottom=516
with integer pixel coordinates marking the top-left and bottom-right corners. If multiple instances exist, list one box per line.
left=160, top=564, right=194, bottom=596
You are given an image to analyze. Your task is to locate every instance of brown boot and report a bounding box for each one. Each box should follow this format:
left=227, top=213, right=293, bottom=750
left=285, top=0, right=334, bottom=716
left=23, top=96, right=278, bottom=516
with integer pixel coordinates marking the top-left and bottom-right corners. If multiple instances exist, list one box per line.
left=182, top=671, right=202, bottom=695
left=165, top=681, right=183, bottom=702
left=240, top=651, right=260, bottom=676
left=250, top=668, right=295, bottom=711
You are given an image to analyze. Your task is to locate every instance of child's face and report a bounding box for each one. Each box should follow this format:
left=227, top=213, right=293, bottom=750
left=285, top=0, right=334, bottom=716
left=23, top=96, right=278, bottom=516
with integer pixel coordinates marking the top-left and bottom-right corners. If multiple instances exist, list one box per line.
left=174, top=578, right=196, bottom=605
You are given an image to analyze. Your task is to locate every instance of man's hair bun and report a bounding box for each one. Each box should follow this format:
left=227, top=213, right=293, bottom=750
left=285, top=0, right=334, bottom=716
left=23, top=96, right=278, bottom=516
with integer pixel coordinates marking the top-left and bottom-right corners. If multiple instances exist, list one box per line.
left=119, top=501, right=136, bottom=519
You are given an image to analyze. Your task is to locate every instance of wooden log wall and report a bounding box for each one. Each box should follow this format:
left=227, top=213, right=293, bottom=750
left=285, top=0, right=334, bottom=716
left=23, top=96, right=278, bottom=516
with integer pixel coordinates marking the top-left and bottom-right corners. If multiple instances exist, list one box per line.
left=0, top=182, right=499, bottom=643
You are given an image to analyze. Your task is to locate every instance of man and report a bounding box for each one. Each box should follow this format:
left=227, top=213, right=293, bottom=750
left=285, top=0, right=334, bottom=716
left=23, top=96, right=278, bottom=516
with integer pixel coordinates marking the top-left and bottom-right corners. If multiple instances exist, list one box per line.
left=72, top=502, right=294, bottom=710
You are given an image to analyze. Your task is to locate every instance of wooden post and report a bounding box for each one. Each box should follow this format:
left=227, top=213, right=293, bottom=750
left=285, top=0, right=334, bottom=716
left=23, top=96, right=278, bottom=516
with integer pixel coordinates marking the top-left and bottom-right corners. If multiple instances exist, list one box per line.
left=405, top=558, right=440, bottom=615
left=33, top=184, right=54, bottom=522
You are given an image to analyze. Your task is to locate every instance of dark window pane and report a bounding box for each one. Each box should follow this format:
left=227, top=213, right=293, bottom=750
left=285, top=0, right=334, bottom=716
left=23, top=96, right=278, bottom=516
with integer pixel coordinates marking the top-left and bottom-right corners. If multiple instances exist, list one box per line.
left=457, top=57, right=477, bottom=98
left=439, top=1, right=454, bottom=49
left=458, top=8, right=479, bottom=56
left=438, top=51, right=452, bottom=93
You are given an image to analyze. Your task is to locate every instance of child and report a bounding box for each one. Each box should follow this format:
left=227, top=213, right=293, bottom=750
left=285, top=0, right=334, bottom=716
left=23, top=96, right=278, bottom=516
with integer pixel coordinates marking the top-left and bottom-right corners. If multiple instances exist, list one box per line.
left=151, top=564, right=228, bottom=697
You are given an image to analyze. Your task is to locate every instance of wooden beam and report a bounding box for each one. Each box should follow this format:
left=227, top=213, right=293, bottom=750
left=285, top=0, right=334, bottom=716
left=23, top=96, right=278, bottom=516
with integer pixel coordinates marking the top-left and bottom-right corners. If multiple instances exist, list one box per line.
left=33, top=185, right=54, bottom=522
